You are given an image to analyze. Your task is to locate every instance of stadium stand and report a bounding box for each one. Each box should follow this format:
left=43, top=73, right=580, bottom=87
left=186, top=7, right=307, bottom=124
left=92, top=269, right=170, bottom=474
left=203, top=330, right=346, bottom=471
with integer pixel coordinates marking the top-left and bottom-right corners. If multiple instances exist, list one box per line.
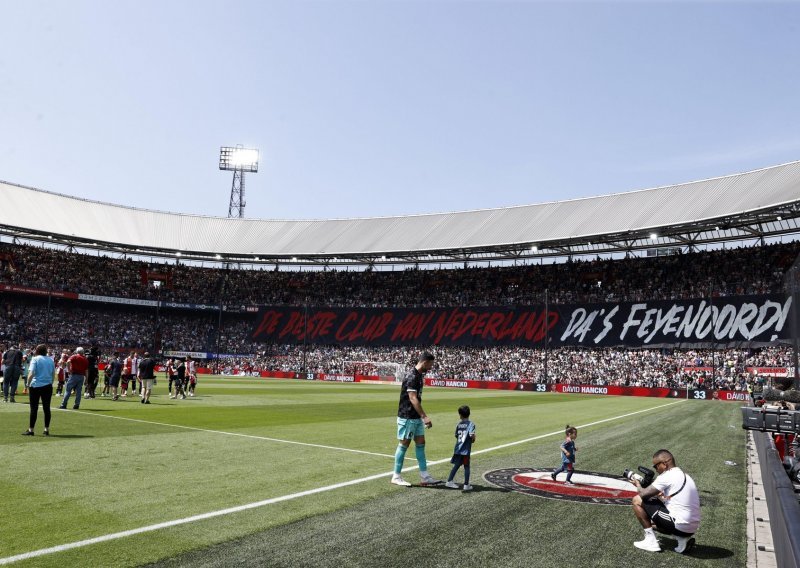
left=0, top=240, right=796, bottom=389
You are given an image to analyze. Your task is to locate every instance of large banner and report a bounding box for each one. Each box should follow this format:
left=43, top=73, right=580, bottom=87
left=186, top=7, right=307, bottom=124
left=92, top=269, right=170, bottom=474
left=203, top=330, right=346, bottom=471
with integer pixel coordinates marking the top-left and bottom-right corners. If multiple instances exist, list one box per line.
left=250, top=294, right=793, bottom=348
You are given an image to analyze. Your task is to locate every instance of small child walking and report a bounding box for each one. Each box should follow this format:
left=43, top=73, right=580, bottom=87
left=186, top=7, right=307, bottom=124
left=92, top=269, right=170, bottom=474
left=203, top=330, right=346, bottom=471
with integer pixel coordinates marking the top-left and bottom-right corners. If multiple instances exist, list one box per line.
left=551, top=425, right=578, bottom=485
left=445, top=405, right=476, bottom=491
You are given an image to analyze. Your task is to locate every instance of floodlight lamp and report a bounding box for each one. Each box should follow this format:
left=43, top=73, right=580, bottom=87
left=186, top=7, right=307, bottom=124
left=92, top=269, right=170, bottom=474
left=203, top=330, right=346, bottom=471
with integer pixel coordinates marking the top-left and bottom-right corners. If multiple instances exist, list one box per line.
left=650, top=233, right=658, bottom=240
left=219, top=146, right=259, bottom=172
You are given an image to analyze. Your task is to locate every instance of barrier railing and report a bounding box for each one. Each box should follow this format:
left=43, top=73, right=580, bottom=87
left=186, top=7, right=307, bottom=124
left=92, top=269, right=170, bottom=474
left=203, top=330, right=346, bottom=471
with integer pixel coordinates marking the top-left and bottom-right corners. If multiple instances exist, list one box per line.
left=754, top=432, right=800, bottom=566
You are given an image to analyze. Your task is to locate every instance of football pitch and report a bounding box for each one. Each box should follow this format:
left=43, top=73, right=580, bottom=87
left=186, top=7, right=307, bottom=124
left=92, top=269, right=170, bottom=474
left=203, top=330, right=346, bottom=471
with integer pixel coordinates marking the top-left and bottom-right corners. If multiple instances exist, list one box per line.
left=1, top=377, right=746, bottom=567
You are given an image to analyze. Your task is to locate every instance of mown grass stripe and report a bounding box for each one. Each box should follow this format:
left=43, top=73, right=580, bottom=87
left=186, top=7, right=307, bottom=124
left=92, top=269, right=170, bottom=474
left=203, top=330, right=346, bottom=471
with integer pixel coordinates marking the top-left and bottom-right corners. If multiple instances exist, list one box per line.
left=60, top=407, right=403, bottom=460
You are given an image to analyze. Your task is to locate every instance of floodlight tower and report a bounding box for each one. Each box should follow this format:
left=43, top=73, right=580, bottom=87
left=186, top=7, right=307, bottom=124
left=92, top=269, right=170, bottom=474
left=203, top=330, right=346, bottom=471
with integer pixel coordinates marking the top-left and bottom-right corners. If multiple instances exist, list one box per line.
left=219, top=145, right=259, bottom=218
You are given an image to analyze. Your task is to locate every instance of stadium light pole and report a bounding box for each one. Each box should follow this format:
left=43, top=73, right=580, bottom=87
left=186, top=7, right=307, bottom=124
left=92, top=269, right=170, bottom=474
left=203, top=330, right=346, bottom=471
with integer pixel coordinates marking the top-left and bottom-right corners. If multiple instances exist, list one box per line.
left=219, top=145, right=259, bottom=218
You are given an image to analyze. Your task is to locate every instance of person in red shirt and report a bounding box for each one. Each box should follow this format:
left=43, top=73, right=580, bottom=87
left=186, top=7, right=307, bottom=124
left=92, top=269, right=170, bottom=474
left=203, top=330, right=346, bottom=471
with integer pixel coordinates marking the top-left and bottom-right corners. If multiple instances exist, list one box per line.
left=55, top=349, right=68, bottom=397
left=60, top=346, right=88, bottom=410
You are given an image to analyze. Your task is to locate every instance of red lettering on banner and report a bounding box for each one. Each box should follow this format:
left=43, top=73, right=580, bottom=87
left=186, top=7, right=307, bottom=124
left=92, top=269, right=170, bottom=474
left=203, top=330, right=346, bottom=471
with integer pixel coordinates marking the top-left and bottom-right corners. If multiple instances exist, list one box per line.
left=335, top=312, right=360, bottom=341
left=482, top=312, right=506, bottom=340
left=473, top=312, right=490, bottom=336
left=430, top=310, right=459, bottom=344
left=452, top=311, right=479, bottom=340
left=315, top=312, right=337, bottom=338
left=303, top=311, right=337, bottom=340
left=509, top=312, right=532, bottom=340
left=429, top=312, right=448, bottom=343
left=496, top=313, right=518, bottom=340
left=366, top=312, right=393, bottom=341
left=391, top=312, right=435, bottom=341
left=252, top=310, right=283, bottom=339
left=278, top=311, right=305, bottom=339
left=335, top=312, right=393, bottom=342
left=445, top=310, right=465, bottom=338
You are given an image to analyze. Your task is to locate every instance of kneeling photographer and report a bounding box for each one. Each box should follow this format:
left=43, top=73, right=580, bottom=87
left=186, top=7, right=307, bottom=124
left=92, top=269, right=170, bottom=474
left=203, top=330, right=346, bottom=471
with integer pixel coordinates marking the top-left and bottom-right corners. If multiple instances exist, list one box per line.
left=629, top=449, right=701, bottom=554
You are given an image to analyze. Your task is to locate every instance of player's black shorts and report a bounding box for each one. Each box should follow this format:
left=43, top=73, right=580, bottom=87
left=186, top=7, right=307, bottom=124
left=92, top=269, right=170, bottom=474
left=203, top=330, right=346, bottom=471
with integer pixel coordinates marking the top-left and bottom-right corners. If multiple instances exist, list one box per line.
left=109, top=376, right=120, bottom=387
left=450, top=454, right=470, bottom=466
left=641, top=498, right=693, bottom=536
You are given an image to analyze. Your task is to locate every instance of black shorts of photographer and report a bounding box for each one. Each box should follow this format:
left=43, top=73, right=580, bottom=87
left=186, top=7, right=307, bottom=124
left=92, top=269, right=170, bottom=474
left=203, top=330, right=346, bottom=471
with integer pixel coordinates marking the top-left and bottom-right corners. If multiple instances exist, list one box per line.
left=640, top=498, right=695, bottom=539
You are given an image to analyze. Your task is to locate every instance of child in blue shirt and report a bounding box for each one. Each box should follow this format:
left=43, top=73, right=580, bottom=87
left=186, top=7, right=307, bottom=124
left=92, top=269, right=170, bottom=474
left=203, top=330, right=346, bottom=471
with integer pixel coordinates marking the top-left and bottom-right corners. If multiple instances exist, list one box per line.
left=551, top=425, right=578, bottom=485
left=445, top=405, right=476, bottom=491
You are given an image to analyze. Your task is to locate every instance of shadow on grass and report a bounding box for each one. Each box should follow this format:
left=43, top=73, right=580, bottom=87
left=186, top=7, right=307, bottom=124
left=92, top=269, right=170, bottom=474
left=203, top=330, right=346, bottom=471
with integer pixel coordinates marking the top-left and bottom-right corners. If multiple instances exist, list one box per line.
left=659, top=539, right=733, bottom=560
left=687, top=545, right=734, bottom=559
left=47, top=434, right=94, bottom=439
left=414, top=484, right=510, bottom=493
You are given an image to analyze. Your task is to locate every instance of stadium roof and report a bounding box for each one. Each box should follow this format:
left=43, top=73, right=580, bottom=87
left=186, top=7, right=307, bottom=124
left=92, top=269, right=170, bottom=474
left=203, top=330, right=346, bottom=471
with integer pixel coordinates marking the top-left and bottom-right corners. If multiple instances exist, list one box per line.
left=2, top=160, right=800, bottom=266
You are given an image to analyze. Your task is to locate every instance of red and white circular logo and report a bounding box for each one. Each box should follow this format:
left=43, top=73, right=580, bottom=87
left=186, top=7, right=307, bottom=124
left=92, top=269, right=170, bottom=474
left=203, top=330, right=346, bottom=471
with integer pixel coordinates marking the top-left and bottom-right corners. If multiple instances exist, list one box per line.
left=483, top=467, right=637, bottom=506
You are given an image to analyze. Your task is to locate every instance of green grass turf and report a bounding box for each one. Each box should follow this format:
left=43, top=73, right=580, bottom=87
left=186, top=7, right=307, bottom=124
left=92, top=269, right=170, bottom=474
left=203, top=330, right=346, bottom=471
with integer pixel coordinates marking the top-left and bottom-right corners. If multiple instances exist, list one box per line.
left=0, top=377, right=746, bottom=567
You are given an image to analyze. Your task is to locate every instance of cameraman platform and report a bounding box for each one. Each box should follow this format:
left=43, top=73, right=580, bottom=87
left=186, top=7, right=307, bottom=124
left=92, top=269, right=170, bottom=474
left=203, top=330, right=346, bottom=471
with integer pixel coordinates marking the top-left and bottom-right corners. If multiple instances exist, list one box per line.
left=630, top=449, right=701, bottom=554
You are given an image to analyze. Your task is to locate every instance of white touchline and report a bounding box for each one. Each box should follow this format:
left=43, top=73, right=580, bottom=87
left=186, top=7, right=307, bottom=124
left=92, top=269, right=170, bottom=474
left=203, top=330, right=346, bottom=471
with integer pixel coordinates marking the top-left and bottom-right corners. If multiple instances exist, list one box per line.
left=0, top=399, right=683, bottom=565
left=68, top=409, right=404, bottom=460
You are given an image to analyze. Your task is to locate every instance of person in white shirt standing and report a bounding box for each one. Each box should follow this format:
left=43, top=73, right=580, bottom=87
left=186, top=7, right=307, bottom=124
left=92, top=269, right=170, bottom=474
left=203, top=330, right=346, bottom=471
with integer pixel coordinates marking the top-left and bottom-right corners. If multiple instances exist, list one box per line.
left=131, top=353, right=141, bottom=397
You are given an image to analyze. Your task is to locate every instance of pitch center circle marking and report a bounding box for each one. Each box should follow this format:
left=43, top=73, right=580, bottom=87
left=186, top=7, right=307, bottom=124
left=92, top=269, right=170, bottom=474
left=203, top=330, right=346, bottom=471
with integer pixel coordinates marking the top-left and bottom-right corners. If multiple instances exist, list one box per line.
left=483, top=467, right=637, bottom=505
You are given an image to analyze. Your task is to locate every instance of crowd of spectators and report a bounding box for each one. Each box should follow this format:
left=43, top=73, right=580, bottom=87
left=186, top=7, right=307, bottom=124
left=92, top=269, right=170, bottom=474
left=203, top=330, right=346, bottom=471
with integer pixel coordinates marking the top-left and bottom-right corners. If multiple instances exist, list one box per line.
left=2, top=240, right=798, bottom=308
left=241, top=344, right=791, bottom=391
left=1, top=240, right=799, bottom=389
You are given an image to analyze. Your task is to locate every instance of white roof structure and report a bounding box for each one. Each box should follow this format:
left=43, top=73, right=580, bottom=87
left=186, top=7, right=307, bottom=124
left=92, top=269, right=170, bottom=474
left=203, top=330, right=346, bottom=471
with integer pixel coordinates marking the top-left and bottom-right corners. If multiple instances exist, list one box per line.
left=2, top=160, right=800, bottom=266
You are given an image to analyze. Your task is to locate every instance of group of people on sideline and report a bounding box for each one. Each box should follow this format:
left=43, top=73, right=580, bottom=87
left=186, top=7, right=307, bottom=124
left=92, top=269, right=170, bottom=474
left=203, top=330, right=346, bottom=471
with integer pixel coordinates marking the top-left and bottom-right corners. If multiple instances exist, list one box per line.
left=4, top=345, right=198, bottom=436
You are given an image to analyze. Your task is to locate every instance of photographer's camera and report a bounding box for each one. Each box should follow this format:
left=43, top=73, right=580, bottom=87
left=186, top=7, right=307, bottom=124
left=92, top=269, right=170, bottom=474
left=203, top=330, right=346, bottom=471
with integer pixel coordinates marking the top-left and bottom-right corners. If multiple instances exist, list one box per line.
left=623, top=466, right=655, bottom=488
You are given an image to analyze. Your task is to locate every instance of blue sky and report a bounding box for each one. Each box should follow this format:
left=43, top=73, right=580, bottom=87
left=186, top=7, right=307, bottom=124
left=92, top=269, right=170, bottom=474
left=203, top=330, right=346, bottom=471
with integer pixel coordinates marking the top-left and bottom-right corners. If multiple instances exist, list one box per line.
left=1, top=0, right=799, bottom=220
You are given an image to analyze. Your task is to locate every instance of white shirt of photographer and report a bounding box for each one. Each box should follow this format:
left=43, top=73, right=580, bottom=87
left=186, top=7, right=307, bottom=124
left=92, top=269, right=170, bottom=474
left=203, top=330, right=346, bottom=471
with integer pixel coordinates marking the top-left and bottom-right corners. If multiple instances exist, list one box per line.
left=652, top=466, right=701, bottom=533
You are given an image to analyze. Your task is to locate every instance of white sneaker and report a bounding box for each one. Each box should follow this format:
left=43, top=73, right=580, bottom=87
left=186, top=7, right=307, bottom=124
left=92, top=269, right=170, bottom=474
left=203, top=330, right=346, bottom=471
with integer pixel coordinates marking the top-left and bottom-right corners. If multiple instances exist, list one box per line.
left=674, top=536, right=695, bottom=554
left=462, top=484, right=473, bottom=491
left=419, top=473, right=442, bottom=486
left=633, top=537, right=661, bottom=552
left=445, top=481, right=459, bottom=489
left=391, top=475, right=412, bottom=487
